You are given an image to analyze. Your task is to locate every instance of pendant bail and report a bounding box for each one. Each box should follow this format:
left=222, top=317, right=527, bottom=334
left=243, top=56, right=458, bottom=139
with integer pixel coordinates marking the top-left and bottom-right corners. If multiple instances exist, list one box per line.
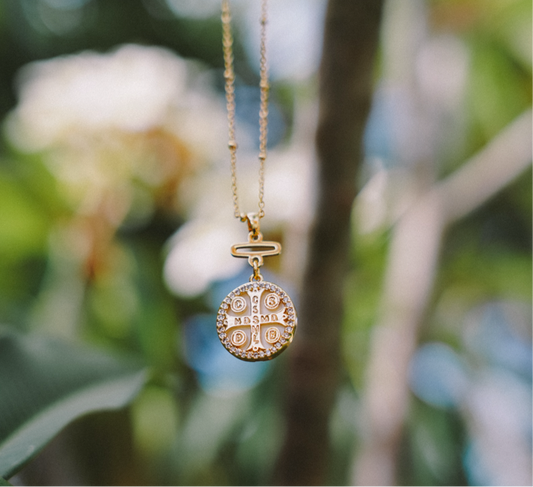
left=241, top=212, right=261, bottom=241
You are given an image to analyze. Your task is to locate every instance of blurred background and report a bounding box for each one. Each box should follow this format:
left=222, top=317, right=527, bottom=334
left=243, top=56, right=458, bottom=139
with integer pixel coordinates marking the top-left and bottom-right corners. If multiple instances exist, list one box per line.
left=0, top=0, right=530, bottom=485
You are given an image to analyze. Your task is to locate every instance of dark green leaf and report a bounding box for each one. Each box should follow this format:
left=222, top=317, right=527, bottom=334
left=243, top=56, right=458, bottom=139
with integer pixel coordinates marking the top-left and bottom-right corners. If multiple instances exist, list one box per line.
left=0, top=330, right=148, bottom=478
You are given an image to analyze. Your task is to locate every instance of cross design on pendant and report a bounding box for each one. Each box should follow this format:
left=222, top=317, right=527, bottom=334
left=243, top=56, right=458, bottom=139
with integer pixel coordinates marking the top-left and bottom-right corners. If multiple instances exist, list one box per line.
left=217, top=281, right=296, bottom=361
left=226, top=287, right=289, bottom=351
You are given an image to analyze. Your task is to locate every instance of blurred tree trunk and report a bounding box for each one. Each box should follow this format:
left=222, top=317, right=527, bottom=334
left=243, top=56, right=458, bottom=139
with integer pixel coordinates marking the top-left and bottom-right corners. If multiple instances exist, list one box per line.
left=273, top=1, right=384, bottom=485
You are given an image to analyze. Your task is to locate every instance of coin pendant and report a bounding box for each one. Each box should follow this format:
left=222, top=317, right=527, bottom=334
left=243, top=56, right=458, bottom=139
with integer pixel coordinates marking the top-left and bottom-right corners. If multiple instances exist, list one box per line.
left=216, top=280, right=297, bottom=361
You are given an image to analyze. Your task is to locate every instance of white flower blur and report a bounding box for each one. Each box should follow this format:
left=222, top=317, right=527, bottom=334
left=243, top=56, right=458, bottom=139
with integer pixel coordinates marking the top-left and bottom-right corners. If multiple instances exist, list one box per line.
left=5, top=44, right=227, bottom=218
left=164, top=219, right=246, bottom=297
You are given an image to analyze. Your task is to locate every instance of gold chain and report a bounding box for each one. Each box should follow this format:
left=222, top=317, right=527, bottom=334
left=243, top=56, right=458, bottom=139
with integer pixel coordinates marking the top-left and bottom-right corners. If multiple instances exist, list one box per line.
left=222, top=0, right=269, bottom=222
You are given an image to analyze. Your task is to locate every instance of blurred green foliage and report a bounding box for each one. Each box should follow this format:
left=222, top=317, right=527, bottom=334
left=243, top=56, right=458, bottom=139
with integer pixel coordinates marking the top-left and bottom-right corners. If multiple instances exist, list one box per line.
left=0, top=330, right=147, bottom=479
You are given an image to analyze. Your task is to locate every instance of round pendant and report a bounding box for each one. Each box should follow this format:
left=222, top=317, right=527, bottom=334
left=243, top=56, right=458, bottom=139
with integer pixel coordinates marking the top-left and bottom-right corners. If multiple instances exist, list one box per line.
left=216, top=280, right=297, bottom=361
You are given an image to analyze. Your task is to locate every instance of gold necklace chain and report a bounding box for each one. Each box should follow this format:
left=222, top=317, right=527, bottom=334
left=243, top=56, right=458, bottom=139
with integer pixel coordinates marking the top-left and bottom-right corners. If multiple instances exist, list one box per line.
left=222, top=0, right=269, bottom=223
left=218, top=1, right=298, bottom=363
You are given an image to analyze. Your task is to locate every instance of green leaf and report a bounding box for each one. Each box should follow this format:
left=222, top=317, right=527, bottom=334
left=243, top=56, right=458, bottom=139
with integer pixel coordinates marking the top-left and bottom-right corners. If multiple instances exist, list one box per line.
left=0, top=330, right=148, bottom=479
left=0, top=477, right=12, bottom=486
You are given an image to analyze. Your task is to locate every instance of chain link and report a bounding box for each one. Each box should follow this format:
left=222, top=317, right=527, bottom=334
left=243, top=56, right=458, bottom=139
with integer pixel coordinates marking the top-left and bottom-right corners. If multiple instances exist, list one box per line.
left=250, top=257, right=263, bottom=281
left=222, top=0, right=269, bottom=221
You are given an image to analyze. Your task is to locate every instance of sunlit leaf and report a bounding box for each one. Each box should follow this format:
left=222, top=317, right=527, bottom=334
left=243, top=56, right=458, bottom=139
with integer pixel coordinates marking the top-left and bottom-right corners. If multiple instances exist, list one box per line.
left=0, top=329, right=148, bottom=479
left=0, top=172, right=49, bottom=260
left=468, top=39, right=530, bottom=142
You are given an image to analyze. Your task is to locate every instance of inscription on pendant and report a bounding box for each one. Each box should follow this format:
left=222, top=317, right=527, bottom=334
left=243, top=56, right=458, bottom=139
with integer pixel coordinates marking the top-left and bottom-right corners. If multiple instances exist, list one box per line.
left=216, top=281, right=297, bottom=362
left=265, top=327, right=281, bottom=344
left=265, top=293, right=280, bottom=310
left=231, top=330, right=246, bottom=346
left=231, top=296, right=246, bottom=313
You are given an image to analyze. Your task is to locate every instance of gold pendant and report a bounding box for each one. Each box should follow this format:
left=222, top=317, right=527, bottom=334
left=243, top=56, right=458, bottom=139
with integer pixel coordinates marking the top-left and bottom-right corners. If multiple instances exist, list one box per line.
left=217, top=280, right=297, bottom=361
left=217, top=214, right=297, bottom=361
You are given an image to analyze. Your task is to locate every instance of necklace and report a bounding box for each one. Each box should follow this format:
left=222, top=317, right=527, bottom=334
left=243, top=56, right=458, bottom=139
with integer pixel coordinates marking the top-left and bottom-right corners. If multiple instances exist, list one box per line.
left=217, top=0, right=297, bottom=362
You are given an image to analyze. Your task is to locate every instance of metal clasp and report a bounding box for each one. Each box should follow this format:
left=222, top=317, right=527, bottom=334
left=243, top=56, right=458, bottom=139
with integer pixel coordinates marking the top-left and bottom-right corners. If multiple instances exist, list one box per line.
left=240, top=212, right=261, bottom=241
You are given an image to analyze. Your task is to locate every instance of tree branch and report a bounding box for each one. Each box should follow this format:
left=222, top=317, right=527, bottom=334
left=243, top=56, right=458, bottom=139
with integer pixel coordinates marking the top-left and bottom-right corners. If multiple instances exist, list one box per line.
left=354, top=108, right=532, bottom=485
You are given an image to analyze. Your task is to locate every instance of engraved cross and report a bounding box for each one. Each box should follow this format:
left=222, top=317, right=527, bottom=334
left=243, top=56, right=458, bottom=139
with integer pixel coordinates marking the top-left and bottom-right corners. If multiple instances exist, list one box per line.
left=225, top=287, right=289, bottom=352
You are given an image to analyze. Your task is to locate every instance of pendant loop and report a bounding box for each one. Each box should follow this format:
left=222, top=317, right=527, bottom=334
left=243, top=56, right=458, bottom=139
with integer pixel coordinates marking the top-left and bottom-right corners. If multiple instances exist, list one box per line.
left=250, top=257, right=263, bottom=281
left=231, top=237, right=281, bottom=268
left=233, top=213, right=280, bottom=283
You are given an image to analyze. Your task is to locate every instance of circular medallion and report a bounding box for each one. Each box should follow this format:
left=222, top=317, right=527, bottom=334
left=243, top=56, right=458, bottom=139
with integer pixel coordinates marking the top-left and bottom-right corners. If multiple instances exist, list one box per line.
left=216, top=280, right=297, bottom=362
